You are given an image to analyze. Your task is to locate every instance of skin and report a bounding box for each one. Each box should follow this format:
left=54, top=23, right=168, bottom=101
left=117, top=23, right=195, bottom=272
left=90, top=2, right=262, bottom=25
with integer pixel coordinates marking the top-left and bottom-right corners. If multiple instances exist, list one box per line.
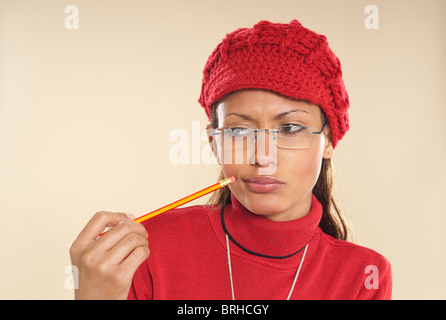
left=208, top=89, right=333, bottom=222
left=69, top=211, right=150, bottom=299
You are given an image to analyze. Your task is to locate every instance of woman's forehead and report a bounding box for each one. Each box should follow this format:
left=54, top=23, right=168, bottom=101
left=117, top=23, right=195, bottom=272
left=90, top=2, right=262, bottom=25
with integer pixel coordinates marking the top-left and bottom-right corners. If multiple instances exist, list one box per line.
left=216, top=89, right=321, bottom=120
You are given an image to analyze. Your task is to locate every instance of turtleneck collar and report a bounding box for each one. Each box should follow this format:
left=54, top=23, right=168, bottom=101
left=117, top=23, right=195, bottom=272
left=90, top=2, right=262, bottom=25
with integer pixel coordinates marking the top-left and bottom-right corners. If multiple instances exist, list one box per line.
left=218, top=193, right=323, bottom=261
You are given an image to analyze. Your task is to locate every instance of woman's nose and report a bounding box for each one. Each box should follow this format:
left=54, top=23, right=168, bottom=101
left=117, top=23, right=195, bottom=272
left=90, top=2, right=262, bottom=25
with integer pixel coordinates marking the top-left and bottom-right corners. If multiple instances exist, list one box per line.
left=251, top=130, right=278, bottom=175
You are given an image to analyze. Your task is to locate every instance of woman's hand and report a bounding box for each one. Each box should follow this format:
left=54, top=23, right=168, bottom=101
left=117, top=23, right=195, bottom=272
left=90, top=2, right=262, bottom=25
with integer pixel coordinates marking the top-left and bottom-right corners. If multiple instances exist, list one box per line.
left=69, top=211, right=150, bottom=300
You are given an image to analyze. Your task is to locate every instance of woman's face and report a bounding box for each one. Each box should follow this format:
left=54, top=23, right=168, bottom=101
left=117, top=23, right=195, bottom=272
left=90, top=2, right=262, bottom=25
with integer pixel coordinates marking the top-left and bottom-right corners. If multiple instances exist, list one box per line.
left=208, top=89, right=333, bottom=221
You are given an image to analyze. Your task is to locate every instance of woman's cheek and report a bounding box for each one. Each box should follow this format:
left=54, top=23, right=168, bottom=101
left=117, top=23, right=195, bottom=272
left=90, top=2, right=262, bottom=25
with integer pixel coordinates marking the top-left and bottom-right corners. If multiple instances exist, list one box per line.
left=282, top=147, right=323, bottom=190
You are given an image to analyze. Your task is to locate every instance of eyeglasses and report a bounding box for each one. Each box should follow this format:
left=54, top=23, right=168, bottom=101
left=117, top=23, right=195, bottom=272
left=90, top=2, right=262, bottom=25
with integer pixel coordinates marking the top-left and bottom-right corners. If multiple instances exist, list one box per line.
left=211, top=121, right=327, bottom=150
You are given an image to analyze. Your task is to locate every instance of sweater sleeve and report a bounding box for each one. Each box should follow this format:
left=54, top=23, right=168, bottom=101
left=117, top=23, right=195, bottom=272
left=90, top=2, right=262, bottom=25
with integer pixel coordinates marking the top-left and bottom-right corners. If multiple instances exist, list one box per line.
left=127, top=259, right=153, bottom=300
left=356, top=255, right=392, bottom=300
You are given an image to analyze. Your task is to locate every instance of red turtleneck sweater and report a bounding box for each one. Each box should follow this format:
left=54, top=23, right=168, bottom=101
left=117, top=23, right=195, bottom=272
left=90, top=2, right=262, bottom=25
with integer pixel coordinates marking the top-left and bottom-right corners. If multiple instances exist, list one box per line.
left=128, top=194, right=392, bottom=300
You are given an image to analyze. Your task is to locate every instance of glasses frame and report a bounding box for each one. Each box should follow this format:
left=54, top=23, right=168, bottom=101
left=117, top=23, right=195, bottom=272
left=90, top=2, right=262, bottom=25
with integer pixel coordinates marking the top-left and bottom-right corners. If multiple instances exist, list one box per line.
left=211, top=120, right=328, bottom=150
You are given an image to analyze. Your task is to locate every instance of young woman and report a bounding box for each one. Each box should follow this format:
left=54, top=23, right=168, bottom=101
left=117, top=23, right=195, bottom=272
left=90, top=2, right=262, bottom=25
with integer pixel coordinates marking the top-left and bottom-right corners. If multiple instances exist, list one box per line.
left=70, top=19, right=392, bottom=300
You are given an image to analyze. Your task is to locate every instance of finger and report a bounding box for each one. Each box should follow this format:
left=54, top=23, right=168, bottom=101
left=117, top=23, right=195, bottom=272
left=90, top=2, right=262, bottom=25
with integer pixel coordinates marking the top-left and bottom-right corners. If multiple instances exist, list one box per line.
left=75, top=211, right=135, bottom=246
left=119, top=245, right=151, bottom=281
left=106, top=232, right=149, bottom=265
left=96, top=221, right=148, bottom=253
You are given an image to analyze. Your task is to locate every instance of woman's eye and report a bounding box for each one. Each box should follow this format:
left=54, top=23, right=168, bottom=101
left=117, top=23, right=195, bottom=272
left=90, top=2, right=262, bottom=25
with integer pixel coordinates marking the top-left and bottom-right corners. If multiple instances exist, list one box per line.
left=225, top=127, right=251, bottom=136
left=279, top=124, right=305, bottom=134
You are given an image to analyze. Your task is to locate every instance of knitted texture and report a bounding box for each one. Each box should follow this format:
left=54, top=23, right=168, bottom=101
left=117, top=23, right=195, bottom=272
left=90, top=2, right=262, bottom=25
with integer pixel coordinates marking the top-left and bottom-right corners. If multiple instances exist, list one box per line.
left=129, top=195, right=392, bottom=299
left=198, top=19, right=350, bottom=148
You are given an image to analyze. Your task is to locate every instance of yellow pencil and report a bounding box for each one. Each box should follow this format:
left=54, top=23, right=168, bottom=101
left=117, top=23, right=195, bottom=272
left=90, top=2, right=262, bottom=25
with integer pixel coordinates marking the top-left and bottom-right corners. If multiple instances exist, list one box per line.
left=134, top=176, right=236, bottom=223
left=99, top=176, right=236, bottom=236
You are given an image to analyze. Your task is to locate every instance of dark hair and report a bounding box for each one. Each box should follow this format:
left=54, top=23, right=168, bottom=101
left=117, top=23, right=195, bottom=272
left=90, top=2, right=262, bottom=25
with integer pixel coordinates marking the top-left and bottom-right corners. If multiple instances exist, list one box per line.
left=206, top=101, right=351, bottom=241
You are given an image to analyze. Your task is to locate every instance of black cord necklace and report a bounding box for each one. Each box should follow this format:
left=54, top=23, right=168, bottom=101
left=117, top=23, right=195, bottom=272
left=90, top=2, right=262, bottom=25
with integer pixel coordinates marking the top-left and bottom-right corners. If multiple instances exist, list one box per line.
left=220, top=204, right=312, bottom=260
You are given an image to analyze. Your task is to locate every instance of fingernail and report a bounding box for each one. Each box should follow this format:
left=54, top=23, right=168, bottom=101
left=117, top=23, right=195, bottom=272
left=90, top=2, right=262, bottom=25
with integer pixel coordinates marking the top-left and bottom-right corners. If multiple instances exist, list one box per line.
left=125, top=213, right=135, bottom=220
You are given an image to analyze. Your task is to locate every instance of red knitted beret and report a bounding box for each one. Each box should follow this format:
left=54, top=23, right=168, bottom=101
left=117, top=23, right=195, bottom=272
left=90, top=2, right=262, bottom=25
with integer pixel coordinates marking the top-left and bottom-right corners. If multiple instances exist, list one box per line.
left=198, top=19, right=349, bottom=148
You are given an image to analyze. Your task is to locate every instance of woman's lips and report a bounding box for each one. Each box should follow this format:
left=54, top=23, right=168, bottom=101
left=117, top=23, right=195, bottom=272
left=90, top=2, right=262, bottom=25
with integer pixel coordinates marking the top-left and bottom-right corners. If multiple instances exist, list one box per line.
left=244, top=176, right=284, bottom=193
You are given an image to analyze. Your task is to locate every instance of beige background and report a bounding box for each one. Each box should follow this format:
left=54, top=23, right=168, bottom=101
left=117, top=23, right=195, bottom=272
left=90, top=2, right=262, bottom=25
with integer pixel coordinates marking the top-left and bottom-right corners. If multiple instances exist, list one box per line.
left=1, top=0, right=445, bottom=299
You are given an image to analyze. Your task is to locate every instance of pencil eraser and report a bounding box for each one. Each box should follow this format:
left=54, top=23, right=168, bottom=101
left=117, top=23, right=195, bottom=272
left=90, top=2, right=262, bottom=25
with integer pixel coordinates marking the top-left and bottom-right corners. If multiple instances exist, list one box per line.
left=229, top=176, right=236, bottom=183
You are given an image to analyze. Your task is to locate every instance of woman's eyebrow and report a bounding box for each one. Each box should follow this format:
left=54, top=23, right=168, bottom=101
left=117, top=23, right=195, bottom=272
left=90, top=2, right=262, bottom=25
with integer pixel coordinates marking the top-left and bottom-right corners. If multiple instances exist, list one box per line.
left=275, top=109, right=309, bottom=119
left=223, top=109, right=309, bottom=120
left=224, top=113, right=253, bottom=120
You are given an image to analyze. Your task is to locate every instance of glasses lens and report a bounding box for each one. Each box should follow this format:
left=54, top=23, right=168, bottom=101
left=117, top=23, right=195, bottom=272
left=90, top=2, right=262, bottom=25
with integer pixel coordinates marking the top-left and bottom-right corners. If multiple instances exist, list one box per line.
left=276, top=126, right=309, bottom=149
left=212, top=124, right=323, bottom=151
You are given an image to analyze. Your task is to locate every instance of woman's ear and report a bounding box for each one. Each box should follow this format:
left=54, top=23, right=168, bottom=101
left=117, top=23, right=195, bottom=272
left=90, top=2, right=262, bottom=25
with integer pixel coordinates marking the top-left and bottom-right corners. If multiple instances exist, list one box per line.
left=323, top=140, right=334, bottom=159
left=321, top=120, right=333, bottom=159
